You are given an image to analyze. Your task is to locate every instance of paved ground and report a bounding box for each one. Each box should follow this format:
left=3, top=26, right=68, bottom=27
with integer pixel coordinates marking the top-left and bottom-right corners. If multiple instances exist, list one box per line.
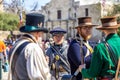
left=1, top=70, right=8, bottom=80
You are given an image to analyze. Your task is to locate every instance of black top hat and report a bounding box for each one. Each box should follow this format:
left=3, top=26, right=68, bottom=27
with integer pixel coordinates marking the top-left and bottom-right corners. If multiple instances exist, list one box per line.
left=50, top=27, right=67, bottom=34
left=75, top=17, right=98, bottom=29
left=19, top=13, right=48, bottom=33
left=96, top=16, right=120, bottom=30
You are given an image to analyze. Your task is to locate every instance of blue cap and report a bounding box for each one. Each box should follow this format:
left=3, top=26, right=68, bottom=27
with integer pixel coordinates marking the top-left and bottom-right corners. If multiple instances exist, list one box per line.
left=50, top=27, right=67, bottom=34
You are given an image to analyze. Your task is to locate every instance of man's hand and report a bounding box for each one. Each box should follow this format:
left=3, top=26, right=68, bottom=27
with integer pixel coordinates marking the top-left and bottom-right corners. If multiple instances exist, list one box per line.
left=79, top=64, right=86, bottom=72
left=45, top=56, right=49, bottom=64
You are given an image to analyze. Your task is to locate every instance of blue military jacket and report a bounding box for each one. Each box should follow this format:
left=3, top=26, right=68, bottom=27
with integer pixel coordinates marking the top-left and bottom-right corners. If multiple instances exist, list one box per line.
left=67, top=38, right=97, bottom=80
left=46, top=41, right=70, bottom=75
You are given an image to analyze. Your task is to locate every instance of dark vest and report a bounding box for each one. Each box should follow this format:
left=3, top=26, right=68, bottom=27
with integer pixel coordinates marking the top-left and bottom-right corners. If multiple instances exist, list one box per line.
left=9, top=34, right=35, bottom=80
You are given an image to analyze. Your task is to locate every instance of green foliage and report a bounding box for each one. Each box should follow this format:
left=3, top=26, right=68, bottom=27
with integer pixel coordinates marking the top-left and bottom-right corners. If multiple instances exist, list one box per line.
left=106, top=4, right=120, bottom=36
left=0, top=12, right=19, bottom=31
left=107, top=4, right=120, bottom=16
left=118, top=27, right=120, bottom=36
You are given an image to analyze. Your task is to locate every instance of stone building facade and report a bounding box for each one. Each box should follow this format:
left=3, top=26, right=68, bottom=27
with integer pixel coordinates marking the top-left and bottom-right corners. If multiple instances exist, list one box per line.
left=40, top=0, right=117, bottom=41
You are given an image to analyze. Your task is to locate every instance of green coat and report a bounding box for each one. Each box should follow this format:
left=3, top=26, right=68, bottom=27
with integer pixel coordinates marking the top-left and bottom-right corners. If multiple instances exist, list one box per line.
left=81, top=33, right=120, bottom=79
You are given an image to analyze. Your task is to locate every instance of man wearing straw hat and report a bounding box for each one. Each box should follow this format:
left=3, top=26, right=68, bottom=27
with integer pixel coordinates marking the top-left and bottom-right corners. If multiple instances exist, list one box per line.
left=8, top=13, right=51, bottom=80
left=67, top=17, right=98, bottom=80
left=79, top=16, right=120, bottom=80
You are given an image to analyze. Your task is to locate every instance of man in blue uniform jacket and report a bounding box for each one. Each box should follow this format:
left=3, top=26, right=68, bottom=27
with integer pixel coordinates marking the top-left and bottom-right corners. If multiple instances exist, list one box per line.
left=67, top=17, right=98, bottom=80
left=46, top=27, right=70, bottom=80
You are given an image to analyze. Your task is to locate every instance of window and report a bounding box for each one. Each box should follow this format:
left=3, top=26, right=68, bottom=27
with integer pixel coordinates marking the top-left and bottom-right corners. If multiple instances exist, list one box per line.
left=48, top=11, right=50, bottom=21
left=68, top=8, right=71, bottom=19
left=116, top=0, right=120, bottom=2
left=85, top=8, right=88, bottom=16
left=57, top=10, right=61, bottom=19
left=74, top=13, right=76, bottom=18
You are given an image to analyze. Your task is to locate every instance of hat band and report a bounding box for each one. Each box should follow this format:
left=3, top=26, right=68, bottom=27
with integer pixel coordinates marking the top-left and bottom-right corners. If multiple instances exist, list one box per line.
left=79, top=22, right=92, bottom=25
left=25, top=25, right=38, bottom=31
left=102, top=22, right=117, bottom=26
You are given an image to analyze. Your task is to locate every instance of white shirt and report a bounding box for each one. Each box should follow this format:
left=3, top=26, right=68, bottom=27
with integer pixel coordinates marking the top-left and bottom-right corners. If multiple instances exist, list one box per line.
left=24, top=42, right=51, bottom=80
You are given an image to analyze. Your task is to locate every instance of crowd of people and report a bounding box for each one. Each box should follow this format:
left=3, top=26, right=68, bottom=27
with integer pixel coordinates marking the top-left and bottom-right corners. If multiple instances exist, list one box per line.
left=0, top=12, right=120, bottom=80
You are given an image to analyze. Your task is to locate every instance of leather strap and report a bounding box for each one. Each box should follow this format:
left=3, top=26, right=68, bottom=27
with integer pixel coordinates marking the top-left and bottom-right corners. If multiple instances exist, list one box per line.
left=104, top=42, right=118, bottom=68
left=83, top=42, right=93, bottom=53
left=51, top=46, right=70, bottom=73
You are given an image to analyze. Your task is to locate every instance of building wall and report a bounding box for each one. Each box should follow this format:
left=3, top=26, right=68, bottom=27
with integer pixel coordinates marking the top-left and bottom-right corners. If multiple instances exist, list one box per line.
left=0, top=0, right=3, bottom=12
left=0, top=31, right=21, bottom=40
left=40, top=0, right=115, bottom=41
left=77, top=4, right=102, bottom=41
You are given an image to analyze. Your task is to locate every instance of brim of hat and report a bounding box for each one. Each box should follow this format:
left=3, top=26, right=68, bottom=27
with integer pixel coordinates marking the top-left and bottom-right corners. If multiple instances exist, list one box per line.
left=50, top=31, right=67, bottom=34
left=19, top=26, right=48, bottom=33
left=75, top=24, right=98, bottom=29
left=96, top=24, right=120, bottom=30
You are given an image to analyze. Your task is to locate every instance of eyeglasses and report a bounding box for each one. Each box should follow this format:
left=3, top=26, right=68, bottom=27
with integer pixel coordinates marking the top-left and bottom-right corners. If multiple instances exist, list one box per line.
left=53, top=34, right=64, bottom=37
left=82, top=26, right=93, bottom=30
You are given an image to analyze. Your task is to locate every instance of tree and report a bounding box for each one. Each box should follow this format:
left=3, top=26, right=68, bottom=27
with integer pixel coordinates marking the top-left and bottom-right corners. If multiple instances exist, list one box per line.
left=0, top=12, right=19, bottom=31
left=0, top=0, right=3, bottom=4
left=107, top=4, right=120, bottom=36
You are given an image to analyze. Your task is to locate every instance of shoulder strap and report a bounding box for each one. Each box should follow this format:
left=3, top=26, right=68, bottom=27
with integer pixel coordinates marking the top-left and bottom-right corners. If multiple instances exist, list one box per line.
left=83, top=42, right=93, bottom=53
left=60, top=45, right=68, bottom=54
left=104, top=42, right=118, bottom=68
left=51, top=46, right=70, bottom=73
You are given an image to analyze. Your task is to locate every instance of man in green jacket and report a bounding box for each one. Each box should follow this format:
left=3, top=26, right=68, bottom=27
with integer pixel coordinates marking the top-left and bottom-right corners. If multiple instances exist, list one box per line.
left=79, top=16, right=120, bottom=80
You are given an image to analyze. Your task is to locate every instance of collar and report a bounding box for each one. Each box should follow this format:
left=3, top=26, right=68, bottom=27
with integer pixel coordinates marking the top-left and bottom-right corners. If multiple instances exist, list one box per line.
left=105, top=33, right=119, bottom=41
left=76, top=34, right=89, bottom=43
left=54, top=43, right=63, bottom=47
left=20, top=34, right=37, bottom=43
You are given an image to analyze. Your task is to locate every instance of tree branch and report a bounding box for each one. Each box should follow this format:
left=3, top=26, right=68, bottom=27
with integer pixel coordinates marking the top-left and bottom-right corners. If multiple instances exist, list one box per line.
left=0, top=0, right=4, bottom=4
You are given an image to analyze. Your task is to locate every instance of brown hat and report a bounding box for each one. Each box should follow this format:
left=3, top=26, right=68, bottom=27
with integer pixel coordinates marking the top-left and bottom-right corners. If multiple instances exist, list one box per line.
left=96, top=16, right=120, bottom=30
left=75, top=17, right=98, bottom=29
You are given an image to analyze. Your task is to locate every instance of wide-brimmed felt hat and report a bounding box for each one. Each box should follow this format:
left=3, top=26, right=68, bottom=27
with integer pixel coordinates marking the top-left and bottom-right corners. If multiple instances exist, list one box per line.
left=75, top=17, right=98, bottom=29
left=96, top=16, right=120, bottom=30
left=19, top=13, right=48, bottom=33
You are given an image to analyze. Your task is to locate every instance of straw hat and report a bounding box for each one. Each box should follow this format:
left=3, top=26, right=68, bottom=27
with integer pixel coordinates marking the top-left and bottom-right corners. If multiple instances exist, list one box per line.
left=75, top=17, right=98, bottom=28
left=96, top=16, right=120, bottom=30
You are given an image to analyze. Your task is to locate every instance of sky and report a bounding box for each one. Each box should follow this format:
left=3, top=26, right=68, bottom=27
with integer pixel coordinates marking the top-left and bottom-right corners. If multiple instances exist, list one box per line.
left=24, top=0, right=101, bottom=11
left=4, top=0, right=80, bottom=11
left=24, top=0, right=80, bottom=11
left=4, top=0, right=111, bottom=12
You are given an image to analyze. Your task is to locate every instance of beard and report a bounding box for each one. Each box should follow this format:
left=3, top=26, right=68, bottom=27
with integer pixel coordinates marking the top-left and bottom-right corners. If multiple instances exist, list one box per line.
left=80, top=33, right=92, bottom=40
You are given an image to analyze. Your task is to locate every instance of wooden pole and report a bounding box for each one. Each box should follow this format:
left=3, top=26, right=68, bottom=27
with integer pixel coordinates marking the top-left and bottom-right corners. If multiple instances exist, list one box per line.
left=115, top=58, right=120, bottom=80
